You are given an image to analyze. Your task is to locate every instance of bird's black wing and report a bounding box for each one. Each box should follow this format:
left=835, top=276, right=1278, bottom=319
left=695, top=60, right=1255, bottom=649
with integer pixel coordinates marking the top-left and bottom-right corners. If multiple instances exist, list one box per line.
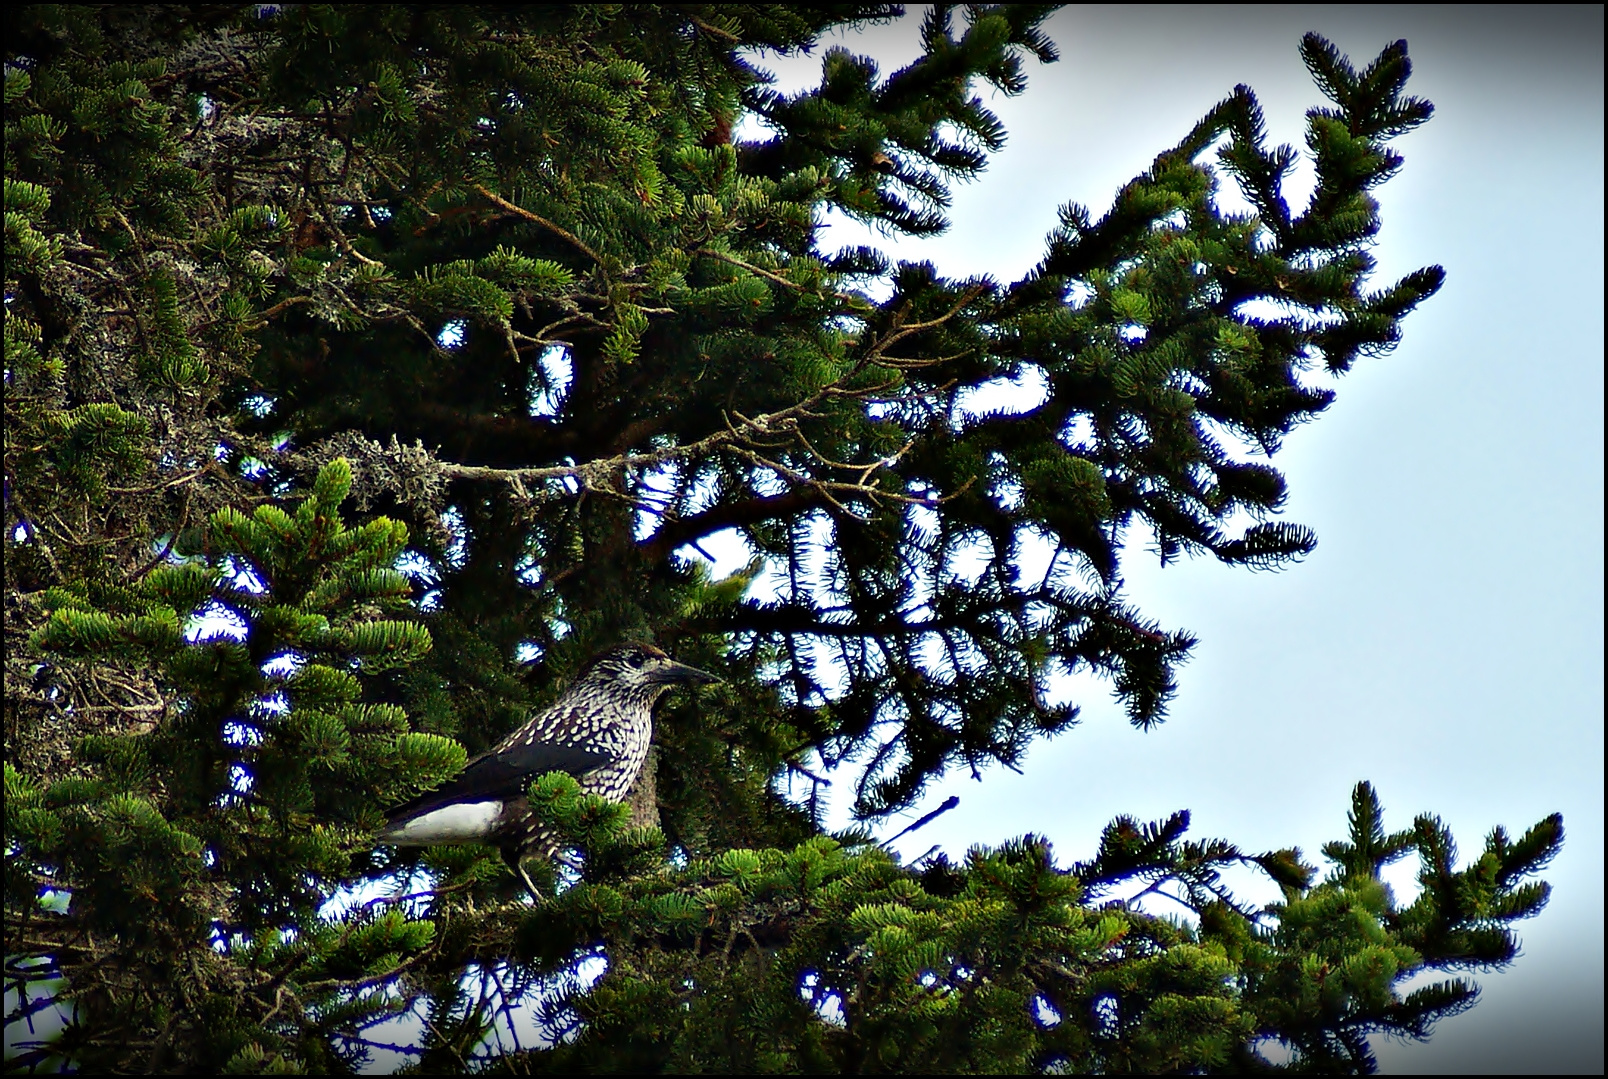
left=384, top=742, right=610, bottom=824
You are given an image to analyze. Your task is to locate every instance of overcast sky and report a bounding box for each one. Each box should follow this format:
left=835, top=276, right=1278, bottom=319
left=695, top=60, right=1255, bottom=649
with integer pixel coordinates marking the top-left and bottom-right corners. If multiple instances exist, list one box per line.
left=732, top=6, right=1603, bottom=1073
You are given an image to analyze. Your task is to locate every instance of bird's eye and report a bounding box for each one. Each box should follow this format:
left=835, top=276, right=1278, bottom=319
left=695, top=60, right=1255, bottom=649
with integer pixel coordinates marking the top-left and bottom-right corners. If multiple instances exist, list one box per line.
left=627, top=654, right=644, bottom=668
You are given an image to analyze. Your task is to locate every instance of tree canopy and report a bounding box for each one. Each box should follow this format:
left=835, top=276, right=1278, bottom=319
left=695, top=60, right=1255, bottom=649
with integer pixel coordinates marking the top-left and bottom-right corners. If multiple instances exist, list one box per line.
left=4, top=5, right=1562, bottom=1072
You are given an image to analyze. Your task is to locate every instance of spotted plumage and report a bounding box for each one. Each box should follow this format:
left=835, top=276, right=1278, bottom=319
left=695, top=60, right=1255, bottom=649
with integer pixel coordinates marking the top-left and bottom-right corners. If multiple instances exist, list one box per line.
left=378, top=643, right=716, bottom=891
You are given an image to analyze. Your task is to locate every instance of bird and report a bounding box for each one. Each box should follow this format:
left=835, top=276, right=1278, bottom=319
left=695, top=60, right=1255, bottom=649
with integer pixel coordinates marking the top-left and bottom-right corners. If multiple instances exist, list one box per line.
left=378, top=642, right=717, bottom=894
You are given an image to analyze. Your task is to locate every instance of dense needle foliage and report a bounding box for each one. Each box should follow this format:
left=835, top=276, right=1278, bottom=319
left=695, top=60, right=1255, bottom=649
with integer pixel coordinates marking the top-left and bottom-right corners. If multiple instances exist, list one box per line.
left=4, top=5, right=1561, bottom=1072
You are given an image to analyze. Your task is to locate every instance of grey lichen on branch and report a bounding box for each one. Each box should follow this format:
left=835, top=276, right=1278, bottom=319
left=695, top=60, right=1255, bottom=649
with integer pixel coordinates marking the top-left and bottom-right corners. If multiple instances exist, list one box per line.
left=280, top=286, right=986, bottom=540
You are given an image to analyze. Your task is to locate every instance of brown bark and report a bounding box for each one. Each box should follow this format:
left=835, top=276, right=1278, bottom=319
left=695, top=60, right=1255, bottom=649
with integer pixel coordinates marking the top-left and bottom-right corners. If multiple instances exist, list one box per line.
left=623, top=744, right=660, bottom=831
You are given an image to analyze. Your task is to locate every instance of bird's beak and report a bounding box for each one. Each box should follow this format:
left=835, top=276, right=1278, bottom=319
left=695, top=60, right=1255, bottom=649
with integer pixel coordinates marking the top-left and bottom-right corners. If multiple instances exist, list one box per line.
left=653, top=660, right=720, bottom=685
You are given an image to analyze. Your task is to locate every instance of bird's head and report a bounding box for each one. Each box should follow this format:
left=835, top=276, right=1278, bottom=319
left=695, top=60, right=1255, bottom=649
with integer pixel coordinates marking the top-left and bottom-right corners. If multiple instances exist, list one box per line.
left=575, top=642, right=719, bottom=703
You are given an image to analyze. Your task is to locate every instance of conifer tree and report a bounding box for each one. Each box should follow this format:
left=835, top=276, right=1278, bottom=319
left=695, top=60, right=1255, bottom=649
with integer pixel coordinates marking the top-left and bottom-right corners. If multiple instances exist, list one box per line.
left=4, top=5, right=1562, bottom=1072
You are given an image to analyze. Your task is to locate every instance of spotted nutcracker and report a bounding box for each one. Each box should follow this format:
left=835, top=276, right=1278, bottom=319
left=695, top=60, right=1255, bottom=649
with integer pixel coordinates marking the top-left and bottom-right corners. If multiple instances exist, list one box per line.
left=378, top=643, right=716, bottom=893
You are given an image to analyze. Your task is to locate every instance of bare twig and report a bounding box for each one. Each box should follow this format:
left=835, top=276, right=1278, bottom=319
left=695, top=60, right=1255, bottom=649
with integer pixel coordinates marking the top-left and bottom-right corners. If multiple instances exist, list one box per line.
left=311, top=192, right=384, bottom=268
left=6, top=492, right=65, bottom=582
left=249, top=294, right=315, bottom=326
left=472, top=185, right=604, bottom=266
left=126, top=487, right=193, bottom=581
left=438, top=285, right=983, bottom=509
left=696, top=247, right=862, bottom=307
left=107, top=466, right=211, bottom=495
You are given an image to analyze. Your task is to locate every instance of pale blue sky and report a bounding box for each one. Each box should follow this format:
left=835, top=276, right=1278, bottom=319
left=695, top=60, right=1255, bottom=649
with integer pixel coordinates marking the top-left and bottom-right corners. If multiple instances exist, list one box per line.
left=729, top=6, right=1603, bottom=1072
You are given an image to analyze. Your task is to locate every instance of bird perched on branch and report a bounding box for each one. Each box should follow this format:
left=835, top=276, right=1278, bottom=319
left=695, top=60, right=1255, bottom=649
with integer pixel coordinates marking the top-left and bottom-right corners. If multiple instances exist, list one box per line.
left=379, top=642, right=717, bottom=894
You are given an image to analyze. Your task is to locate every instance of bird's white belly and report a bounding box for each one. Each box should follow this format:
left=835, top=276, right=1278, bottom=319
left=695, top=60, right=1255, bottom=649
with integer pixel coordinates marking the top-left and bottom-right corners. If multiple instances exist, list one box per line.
left=383, top=801, right=504, bottom=845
